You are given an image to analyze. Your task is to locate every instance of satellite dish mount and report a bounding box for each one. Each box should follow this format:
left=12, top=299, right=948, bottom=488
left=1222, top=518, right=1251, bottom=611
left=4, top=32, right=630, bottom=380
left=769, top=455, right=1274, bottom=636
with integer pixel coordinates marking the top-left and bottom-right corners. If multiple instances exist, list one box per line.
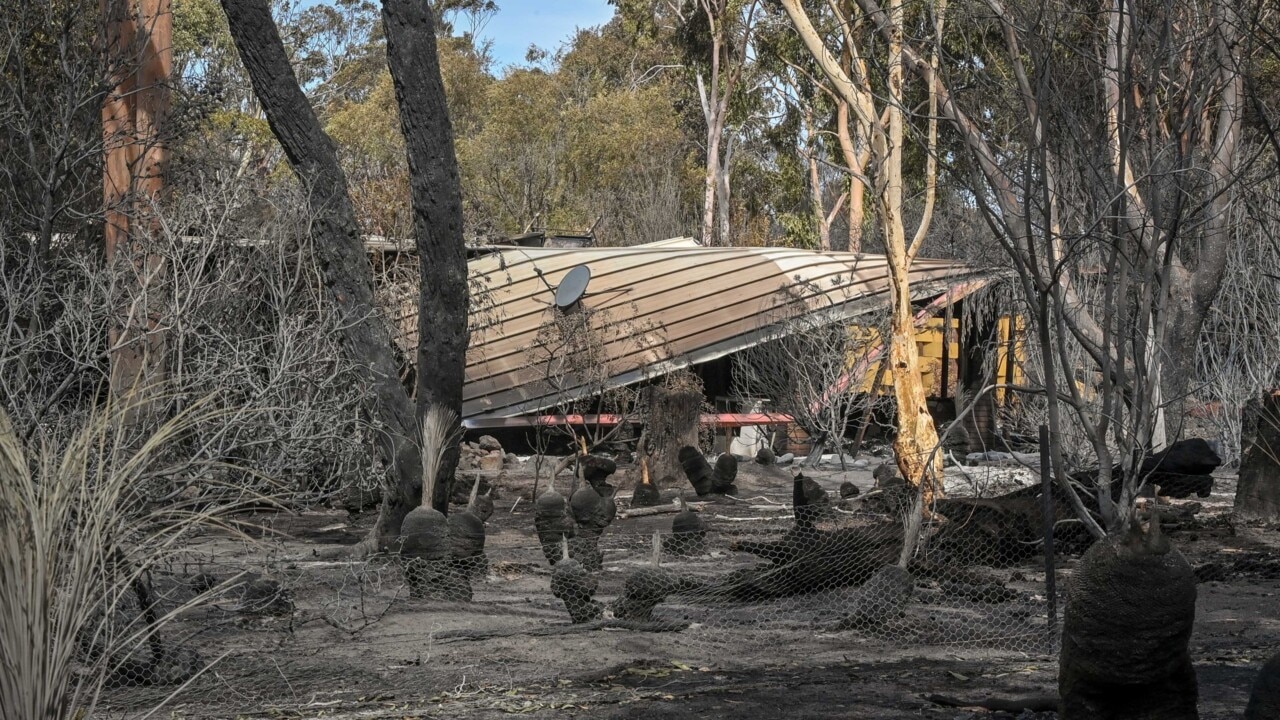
left=554, top=265, right=591, bottom=311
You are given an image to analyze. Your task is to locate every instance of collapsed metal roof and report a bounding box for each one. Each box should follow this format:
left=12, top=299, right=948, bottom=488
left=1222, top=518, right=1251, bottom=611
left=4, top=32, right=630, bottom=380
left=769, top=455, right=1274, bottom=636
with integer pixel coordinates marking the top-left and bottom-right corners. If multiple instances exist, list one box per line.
left=392, top=239, right=999, bottom=422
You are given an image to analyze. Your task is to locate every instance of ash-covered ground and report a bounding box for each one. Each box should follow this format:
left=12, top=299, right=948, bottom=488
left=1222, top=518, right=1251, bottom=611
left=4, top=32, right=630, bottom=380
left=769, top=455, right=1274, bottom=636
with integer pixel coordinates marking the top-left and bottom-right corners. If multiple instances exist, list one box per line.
left=99, top=456, right=1278, bottom=719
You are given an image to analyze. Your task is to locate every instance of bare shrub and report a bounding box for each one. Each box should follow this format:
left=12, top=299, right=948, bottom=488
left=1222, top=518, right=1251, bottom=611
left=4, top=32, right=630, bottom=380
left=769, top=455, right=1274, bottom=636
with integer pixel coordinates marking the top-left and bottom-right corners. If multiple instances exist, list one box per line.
left=0, top=172, right=377, bottom=504
left=526, top=301, right=658, bottom=490
left=734, top=286, right=890, bottom=464
left=1196, top=161, right=1280, bottom=465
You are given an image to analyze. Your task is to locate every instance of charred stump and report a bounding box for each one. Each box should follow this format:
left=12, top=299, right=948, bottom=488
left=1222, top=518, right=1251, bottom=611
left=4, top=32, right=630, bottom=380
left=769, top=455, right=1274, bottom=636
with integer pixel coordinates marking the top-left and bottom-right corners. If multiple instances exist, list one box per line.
left=550, top=540, right=601, bottom=623
left=569, top=484, right=613, bottom=572
left=1236, top=391, right=1280, bottom=521
left=712, top=453, right=738, bottom=495
left=1058, top=516, right=1198, bottom=719
left=631, top=458, right=662, bottom=508
left=1246, top=651, right=1280, bottom=720
left=663, top=497, right=706, bottom=556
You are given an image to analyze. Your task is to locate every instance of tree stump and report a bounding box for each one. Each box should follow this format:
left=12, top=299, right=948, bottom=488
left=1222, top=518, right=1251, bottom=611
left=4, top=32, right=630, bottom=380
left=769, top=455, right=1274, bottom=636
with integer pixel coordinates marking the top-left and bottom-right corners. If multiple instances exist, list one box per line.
left=643, top=373, right=704, bottom=488
left=1236, top=390, right=1280, bottom=521
left=1246, top=651, right=1280, bottom=720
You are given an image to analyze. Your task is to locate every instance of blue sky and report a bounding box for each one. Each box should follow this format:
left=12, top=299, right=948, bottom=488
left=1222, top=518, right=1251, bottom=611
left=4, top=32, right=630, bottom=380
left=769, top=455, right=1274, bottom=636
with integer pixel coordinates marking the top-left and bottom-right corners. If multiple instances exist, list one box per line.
left=472, top=1, right=616, bottom=70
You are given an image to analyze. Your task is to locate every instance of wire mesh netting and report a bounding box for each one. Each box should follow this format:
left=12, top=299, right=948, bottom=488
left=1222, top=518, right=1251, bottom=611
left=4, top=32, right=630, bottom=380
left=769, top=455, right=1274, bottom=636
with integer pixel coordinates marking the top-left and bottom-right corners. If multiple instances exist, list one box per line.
left=91, top=456, right=1068, bottom=718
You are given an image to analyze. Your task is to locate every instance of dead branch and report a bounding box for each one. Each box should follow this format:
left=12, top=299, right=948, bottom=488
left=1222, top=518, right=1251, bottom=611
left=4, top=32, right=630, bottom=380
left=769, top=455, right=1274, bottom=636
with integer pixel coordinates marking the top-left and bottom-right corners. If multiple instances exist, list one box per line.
left=433, top=618, right=690, bottom=643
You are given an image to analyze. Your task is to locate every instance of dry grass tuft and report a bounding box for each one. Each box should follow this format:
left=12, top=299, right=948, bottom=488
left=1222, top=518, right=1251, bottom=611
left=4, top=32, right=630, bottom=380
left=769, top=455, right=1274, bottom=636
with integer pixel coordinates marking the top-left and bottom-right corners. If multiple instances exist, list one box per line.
left=0, top=395, right=275, bottom=720
left=420, top=403, right=460, bottom=509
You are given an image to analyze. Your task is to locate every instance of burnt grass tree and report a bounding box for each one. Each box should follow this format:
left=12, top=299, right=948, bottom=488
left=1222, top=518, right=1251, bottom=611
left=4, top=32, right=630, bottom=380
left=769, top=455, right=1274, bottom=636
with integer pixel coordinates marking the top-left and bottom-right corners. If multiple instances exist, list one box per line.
left=1246, top=651, right=1280, bottom=720
left=1058, top=515, right=1198, bottom=719
left=218, top=0, right=467, bottom=554
left=400, top=405, right=470, bottom=601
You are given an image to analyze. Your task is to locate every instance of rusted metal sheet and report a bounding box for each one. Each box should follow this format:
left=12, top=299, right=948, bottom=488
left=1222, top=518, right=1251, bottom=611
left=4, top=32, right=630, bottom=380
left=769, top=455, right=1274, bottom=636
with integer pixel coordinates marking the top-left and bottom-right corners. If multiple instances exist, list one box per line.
left=392, top=242, right=998, bottom=421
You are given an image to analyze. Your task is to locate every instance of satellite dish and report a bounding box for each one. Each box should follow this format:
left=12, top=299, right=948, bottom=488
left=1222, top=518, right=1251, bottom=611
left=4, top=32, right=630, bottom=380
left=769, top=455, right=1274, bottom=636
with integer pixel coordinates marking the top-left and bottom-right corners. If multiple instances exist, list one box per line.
left=554, top=265, right=591, bottom=309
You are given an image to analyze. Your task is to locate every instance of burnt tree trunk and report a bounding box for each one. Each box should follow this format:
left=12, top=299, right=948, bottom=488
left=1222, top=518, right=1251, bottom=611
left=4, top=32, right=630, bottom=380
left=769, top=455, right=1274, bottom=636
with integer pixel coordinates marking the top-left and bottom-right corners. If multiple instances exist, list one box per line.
left=382, top=0, right=468, bottom=515
left=959, top=308, right=1000, bottom=452
left=1235, top=391, right=1280, bottom=521
left=219, top=0, right=422, bottom=550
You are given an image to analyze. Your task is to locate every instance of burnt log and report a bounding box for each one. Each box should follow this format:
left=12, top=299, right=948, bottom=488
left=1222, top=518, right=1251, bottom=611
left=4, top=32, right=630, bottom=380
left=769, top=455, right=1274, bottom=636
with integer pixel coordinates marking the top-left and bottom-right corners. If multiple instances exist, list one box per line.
left=926, top=695, right=1058, bottom=713
left=1072, top=438, right=1221, bottom=501
left=931, top=492, right=1061, bottom=566
left=832, top=565, right=914, bottom=630
left=612, top=568, right=705, bottom=621
left=931, top=440, right=1222, bottom=564
left=716, top=524, right=902, bottom=600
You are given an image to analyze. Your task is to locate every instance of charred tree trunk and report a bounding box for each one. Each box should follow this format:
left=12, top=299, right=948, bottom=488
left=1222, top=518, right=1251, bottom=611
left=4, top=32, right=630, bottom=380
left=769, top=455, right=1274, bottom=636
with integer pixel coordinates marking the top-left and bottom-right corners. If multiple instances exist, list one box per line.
left=959, top=308, right=1000, bottom=452
left=1235, top=391, right=1280, bottom=522
left=219, top=0, right=421, bottom=550
left=382, top=0, right=468, bottom=515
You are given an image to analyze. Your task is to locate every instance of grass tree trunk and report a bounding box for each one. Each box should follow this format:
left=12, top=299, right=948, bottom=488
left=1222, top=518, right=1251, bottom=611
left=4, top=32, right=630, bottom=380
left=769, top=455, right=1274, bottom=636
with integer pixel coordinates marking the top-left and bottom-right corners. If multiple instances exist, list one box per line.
left=219, top=0, right=422, bottom=551
left=381, top=0, right=469, bottom=516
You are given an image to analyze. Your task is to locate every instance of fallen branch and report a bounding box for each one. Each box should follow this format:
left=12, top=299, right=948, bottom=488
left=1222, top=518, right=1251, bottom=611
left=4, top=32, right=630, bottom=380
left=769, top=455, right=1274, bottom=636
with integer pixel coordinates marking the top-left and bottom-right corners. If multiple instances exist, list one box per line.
left=433, top=618, right=690, bottom=642
left=925, top=694, right=1058, bottom=712
left=619, top=501, right=710, bottom=519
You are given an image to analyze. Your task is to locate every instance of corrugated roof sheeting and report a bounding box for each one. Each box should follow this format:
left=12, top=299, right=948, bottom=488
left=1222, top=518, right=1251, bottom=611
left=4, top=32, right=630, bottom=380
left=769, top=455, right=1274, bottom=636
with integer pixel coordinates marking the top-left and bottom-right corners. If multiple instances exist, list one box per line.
left=394, top=244, right=997, bottom=421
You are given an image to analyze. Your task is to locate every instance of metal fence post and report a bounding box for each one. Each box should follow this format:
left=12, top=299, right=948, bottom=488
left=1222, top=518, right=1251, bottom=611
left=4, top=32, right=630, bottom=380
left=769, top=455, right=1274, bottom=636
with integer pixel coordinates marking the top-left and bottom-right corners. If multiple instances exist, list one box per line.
left=1039, top=424, right=1057, bottom=642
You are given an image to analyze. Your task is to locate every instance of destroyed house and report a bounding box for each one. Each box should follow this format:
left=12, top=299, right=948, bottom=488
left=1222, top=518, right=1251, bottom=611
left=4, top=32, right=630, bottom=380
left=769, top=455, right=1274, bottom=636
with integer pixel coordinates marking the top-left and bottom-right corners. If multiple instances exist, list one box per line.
left=385, top=238, right=1017, bottom=453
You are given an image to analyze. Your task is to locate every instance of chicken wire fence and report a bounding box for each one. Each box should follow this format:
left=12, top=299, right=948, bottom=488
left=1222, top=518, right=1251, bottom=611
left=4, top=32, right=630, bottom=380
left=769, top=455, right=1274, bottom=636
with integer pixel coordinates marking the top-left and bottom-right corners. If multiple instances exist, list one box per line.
left=92, top=461, right=1066, bottom=719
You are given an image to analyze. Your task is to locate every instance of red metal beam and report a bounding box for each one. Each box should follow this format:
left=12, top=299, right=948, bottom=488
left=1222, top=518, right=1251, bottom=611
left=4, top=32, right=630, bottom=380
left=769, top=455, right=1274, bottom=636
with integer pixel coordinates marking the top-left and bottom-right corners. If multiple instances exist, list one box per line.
left=463, top=412, right=794, bottom=430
